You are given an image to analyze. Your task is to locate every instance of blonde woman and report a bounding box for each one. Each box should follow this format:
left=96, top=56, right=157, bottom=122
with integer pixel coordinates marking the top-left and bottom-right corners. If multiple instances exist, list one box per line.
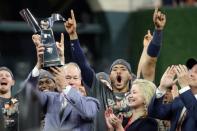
left=105, top=79, right=158, bottom=131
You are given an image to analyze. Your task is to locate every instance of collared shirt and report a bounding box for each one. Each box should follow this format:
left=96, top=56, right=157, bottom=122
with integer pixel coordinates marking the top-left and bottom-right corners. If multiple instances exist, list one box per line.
left=156, top=86, right=197, bottom=99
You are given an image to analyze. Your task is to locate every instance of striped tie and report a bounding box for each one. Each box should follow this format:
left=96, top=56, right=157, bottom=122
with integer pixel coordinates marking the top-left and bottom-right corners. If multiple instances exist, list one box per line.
left=176, top=107, right=187, bottom=131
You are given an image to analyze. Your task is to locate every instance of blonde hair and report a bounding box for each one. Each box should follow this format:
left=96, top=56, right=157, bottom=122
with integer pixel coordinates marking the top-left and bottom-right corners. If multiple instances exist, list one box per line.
left=132, top=79, right=156, bottom=107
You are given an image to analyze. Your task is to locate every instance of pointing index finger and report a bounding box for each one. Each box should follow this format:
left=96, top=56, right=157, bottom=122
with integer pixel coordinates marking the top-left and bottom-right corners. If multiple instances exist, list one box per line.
left=60, top=33, right=64, bottom=44
left=154, top=7, right=158, bottom=15
left=147, top=29, right=151, bottom=35
left=71, top=9, right=76, bottom=21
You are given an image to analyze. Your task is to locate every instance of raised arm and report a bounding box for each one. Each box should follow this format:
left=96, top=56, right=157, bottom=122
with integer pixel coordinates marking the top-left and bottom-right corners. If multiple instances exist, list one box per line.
left=137, top=30, right=152, bottom=78
left=148, top=66, right=176, bottom=120
left=175, top=65, right=197, bottom=121
left=27, top=34, right=49, bottom=106
left=137, top=8, right=166, bottom=81
left=64, top=10, right=94, bottom=88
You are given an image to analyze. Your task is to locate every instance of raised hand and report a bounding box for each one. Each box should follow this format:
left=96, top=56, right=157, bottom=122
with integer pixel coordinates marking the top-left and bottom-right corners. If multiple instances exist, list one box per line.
left=32, top=34, right=44, bottom=69
left=171, top=84, right=179, bottom=99
left=32, top=34, right=41, bottom=46
left=56, top=33, right=65, bottom=64
left=64, top=10, right=78, bottom=40
left=153, top=7, right=166, bottom=30
left=175, top=65, right=190, bottom=88
left=50, top=66, right=66, bottom=91
left=143, top=30, right=153, bottom=47
left=159, top=65, right=176, bottom=91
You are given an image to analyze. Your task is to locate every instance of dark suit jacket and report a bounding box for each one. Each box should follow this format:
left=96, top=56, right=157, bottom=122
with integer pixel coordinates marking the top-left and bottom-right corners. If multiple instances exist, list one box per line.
left=25, top=72, right=100, bottom=131
left=148, top=89, right=197, bottom=131
left=125, top=117, right=158, bottom=131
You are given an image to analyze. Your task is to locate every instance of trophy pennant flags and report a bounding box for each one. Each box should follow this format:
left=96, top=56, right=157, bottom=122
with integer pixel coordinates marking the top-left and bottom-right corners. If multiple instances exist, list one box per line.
left=19, top=8, right=41, bottom=33
left=20, top=8, right=65, bottom=32
left=48, top=13, right=66, bottom=28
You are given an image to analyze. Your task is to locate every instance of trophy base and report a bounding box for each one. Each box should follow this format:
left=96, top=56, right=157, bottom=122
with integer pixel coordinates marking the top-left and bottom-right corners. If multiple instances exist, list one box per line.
left=43, top=60, right=63, bottom=69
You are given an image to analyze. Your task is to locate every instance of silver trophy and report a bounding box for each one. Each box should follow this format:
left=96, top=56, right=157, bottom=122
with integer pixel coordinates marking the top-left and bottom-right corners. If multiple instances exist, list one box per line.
left=19, top=8, right=65, bottom=68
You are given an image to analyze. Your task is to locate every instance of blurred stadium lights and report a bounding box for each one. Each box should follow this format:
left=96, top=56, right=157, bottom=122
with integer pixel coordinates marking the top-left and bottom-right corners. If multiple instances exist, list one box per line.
left=0, top=21, right=103, bottom=34
left=87, top=0, right=161, bottom=12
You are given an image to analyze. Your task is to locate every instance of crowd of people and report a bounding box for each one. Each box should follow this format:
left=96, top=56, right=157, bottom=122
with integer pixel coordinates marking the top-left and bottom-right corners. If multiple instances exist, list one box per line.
left=0, top=7, right=197, bottom=131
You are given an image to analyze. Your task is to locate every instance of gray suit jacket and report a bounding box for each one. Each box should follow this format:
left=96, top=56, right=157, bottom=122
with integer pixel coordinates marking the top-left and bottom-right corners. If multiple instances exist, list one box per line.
left=25, top=72, right=100, bottom=131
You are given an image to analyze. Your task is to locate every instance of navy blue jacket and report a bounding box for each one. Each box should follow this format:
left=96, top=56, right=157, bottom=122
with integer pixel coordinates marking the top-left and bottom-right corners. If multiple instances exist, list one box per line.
left=148, top=89, right=197, bottom=131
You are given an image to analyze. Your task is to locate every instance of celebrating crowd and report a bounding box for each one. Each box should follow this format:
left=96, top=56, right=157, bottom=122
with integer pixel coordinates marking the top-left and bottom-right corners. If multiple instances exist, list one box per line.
left=0, top=7, right=197, bottom=131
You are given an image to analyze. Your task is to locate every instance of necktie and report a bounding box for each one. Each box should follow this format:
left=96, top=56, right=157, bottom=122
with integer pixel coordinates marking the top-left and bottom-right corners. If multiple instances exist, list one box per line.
left=59, top=95, right=67, bottom=120
left=176, top=107, right=187, bottom=131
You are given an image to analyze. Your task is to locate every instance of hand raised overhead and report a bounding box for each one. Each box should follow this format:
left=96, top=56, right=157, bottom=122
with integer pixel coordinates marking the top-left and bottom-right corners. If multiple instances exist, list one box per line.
left=32, top=34, right=41, bottom=46
left=153, top=7, right=166, bottom=30
left=56, top=33, right=65, bottom=64
left=32, top=34, right=44, bottom=69
left=64, top=10, right=78, bottom=40
left=50, top=66, right=66, bottom=91
left=143, top=29, right=153, bottom=47
left=175, top=65, right=190, bottom=88
left=159, top=65, right=176, bottom=91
